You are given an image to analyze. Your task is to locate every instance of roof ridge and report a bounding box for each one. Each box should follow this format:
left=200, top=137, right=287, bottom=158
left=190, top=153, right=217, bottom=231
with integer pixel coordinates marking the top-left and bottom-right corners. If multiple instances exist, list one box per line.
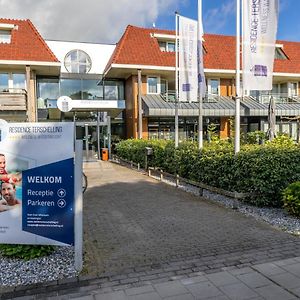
left=26, top=19, right=59, bottom=63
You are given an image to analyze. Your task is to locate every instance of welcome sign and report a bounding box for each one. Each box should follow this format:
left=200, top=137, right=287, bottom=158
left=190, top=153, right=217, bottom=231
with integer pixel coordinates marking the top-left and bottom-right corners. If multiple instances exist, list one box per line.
left=0, top=122, right=74, bottom=246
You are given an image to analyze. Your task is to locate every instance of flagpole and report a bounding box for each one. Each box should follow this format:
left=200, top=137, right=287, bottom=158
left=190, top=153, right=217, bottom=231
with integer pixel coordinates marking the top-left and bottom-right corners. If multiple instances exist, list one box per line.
left=175, top=11, right=179, bottom=148
left=235, top=0, right=241, bottom=154
left=198, top=0, right=203, bottom=149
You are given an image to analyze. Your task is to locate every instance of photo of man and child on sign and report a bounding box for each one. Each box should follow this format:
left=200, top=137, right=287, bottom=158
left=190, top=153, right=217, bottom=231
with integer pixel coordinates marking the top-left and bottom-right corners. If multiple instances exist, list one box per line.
left=0, top=154, right=22, bottom=213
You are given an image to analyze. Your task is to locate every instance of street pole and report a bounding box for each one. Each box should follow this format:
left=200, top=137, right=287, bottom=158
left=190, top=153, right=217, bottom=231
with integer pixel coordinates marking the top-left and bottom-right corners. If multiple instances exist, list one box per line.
left=235, top=0, right=241, bottom=154
left=198, top=0, right=203, bottom=149
left=138, top=69, right=143, bottom=139
left=175, top=12, right=179, bottom=148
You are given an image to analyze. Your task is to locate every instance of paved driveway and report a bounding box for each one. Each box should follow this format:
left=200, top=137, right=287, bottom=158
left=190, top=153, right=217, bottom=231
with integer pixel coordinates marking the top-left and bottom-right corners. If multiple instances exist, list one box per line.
left=83, top=161, right=300, bottom=278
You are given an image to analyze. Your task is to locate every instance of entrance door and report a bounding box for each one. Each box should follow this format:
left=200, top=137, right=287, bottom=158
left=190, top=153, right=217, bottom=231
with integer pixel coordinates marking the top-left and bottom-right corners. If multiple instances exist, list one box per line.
left=76, top=124, right=98, bottom=161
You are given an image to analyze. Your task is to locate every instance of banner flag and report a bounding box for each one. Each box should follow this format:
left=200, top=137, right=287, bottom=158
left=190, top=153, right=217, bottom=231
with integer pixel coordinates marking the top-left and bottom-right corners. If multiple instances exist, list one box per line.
left=178, top=15, right=198, bottom=102
left=242, top=0, right=279, bottom=91
left=198, top=4, right=206, bottom=99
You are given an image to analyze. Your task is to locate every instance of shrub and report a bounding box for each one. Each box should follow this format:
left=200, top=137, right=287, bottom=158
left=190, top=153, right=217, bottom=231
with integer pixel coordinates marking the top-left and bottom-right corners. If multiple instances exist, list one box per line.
left=116, top=139, right=300, bottom=207
left=282, top=182, right=300, bottom=217
left=0, top=244, right=55, bottom=260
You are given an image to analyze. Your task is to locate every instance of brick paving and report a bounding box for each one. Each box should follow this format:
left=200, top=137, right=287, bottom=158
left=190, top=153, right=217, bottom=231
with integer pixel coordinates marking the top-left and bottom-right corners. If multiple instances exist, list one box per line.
left=1, top=160, right=300, bottom=299
left=82, top=161, right=300, bottom=277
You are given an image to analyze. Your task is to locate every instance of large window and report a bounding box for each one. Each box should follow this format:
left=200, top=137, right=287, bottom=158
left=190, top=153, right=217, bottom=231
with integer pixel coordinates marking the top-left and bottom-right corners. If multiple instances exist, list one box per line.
left=82, top=80, right=103, bottom=100
left=60, top=79, right=82, bottom=99
left=37, top=78, right=59, bottom=100
left=0, top=73, right=25, bottom=91
left=64, top=50, right=92, bottom=74
left=103, top=80, right=124, bottom=100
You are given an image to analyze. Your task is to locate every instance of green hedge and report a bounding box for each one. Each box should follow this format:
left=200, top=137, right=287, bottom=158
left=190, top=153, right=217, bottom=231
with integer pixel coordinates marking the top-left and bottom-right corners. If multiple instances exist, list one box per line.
left=282, top=182, right=300, bottom=217
left=116, top=137, right=300, bottom=207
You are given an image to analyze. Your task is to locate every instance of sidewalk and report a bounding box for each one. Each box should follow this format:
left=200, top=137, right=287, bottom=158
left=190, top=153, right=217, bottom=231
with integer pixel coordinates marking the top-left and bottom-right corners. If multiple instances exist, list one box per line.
left=7, top=256, right=300, bottom=299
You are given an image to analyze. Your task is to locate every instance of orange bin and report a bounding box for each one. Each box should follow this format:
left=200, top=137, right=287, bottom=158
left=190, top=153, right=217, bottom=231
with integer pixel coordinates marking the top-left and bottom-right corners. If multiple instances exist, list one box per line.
left=101, top=148, right=109, bottom=161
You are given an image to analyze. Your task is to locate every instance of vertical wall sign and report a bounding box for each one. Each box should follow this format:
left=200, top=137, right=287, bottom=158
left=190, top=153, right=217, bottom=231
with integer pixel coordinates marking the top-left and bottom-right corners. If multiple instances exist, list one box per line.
left=0, top=122, right=74, bottom=246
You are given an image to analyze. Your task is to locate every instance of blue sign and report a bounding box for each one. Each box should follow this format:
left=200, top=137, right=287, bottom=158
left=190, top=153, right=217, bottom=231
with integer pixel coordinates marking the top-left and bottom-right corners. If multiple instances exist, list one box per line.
left=22, top=158, right=74, bottom=245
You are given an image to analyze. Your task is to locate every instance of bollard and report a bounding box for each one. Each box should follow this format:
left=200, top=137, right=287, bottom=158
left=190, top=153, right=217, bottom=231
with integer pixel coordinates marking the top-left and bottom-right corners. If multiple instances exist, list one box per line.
left=137, top=163, right=140, bottom=170
left=148, top=168, right=151, bottom=176
left=176, top=174, right=179, bottom=187
left=160, top=169, right=163, bottom=181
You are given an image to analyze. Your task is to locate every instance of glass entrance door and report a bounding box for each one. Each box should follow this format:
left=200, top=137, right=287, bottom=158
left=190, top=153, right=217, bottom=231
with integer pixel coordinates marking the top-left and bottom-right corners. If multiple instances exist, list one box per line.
left=76, top=122, right=110, bottom=161
left=76, top=124, right=98, bottom=161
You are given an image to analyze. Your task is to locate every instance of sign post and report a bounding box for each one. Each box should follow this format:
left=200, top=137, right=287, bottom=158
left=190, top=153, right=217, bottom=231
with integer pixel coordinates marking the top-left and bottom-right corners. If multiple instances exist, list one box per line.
left=74, top=140, right=83, bottom=271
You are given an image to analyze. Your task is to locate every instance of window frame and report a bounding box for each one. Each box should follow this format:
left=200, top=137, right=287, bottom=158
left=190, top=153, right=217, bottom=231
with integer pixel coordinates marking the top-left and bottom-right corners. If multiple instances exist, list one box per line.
left=147, top=76, right=160, bottom=94
left=208, top=78, right=220, bottom=96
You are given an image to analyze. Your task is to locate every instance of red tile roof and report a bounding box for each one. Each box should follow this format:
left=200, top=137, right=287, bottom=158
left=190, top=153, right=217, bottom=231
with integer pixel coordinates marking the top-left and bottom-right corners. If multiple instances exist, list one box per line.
left=105, top=25, right=300, bottom=74
left=0, top=18, right=58, bottom=63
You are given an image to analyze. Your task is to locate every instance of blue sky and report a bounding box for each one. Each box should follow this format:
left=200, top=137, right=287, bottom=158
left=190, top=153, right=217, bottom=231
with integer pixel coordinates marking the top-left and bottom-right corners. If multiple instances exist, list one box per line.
left=1, top=0, right=300, bottom=43
left=153, top=0, right=300, bottom=42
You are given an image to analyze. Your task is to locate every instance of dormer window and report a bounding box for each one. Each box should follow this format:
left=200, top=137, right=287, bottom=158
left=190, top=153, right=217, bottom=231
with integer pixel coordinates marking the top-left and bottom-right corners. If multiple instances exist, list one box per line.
left=159, top=41, right=175, bottom=52
left=0, top=23, right=15, bottom=44
left=275, top=45, right=288, bottom=60
left=0, top=30, right=11, bottom=43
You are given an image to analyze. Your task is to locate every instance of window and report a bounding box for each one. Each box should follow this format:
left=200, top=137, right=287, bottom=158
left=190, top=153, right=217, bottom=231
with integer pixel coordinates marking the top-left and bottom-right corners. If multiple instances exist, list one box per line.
left=60, top=79, right=82, bottom=99
left=103, top=80, right=124, bottom=100
left=158, top=41, right=175, bottom=52
left=208, top=79, right=220, bottom=96
left=37, top=78, right=59, bottom=100
left=147, top=77, right=158, bottom=94
left=0, top=73, right=8, bottom=90
left=12, top=74, right=25, bottom=89
left=0, top=30, right=11, bottom=43
left=161, top=79, right=167, bottom=94
left=64, top=50, right=92, bottom=74
left=0, top=73, right=25, bottom=91
left=289, top=82, right=298, bottom=97
left=82, top=80, right=103, bottom=100
left=275, top=47, right=287, bottom=60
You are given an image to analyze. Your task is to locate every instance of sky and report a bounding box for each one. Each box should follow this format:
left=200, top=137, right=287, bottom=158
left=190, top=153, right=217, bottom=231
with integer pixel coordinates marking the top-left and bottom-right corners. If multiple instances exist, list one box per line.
left=0, top=0, right=299, bottom=44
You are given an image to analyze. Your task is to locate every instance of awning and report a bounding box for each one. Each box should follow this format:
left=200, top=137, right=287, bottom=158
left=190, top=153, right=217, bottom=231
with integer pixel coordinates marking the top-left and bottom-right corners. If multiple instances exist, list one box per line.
left=142, top=95, right=300, bottom=117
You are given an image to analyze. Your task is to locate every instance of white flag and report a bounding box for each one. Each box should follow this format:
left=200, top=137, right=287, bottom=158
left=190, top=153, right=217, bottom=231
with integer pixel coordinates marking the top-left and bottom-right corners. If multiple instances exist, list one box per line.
left=198, top=2, right=206, bottom=99
left=242, top=0, right=279, bottom=91
left=178, top=16, right=198, bottom=102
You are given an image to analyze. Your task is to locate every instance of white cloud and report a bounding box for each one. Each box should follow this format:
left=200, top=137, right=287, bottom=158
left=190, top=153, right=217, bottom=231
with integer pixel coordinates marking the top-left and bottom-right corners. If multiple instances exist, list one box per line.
left=0, top=0, right=179, bottom=43
left=204, top=0, right=235, bottom=34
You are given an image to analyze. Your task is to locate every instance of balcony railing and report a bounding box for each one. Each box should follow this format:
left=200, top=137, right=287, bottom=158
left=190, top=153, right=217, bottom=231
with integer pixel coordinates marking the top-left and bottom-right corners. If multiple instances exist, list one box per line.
left=161, top=91, right=223, bottom=103
left=251, top=93, right=300, bottom=104
left=0, top=88, right=27, bottom=110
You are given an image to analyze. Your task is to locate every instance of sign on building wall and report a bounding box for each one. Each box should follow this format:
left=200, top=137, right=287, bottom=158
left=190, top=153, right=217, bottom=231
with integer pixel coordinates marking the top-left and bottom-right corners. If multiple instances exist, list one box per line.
left=0, top=122, right=74, bottom=246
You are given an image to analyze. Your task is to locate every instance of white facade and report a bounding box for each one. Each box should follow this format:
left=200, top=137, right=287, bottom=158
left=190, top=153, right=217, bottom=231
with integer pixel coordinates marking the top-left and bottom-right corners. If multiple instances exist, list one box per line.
left=46, top=40, right=115, bottom=74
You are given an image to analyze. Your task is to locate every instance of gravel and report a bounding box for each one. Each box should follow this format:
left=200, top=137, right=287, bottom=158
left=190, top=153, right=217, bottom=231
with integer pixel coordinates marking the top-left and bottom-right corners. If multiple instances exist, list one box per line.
left=150, top=172, right=300, bottom=236
left=0, top=246, right=77, bottom=287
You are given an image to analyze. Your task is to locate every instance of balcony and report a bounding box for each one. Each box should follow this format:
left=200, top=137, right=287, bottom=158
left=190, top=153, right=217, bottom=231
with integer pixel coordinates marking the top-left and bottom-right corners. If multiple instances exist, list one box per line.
left=251, top=93, right=300, bottom=104
left=0, top=88, right=27, bottom=111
